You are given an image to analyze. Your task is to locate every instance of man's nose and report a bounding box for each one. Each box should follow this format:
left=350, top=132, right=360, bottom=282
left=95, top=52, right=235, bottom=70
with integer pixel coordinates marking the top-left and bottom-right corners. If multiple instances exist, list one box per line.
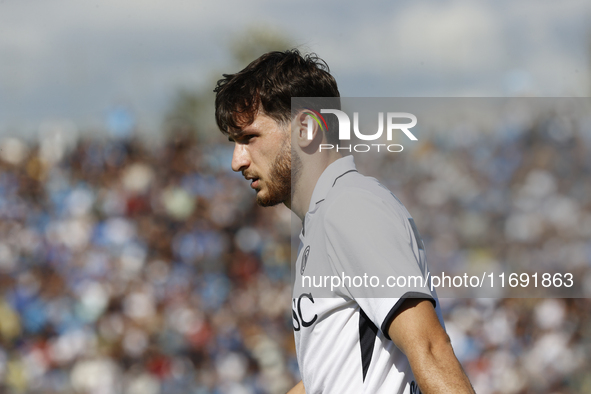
left=231, top=143, right=250, bottom=172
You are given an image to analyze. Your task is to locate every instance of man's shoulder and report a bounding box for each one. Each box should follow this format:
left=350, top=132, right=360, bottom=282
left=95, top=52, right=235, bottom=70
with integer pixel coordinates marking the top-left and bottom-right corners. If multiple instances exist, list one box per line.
left=324, top=171, right=407, bottom=213
left=320, top=171, right=412, bottom=232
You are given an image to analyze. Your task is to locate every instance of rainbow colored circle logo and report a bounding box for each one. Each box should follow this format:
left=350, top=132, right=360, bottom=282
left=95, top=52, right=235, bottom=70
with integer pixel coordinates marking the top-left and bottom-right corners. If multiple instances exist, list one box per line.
left=305, top=108, right=328, bottom=132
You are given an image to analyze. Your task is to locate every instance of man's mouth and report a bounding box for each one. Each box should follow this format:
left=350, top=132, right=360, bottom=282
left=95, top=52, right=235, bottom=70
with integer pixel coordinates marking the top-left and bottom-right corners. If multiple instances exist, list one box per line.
left=245, top=174, right=260, bottom=189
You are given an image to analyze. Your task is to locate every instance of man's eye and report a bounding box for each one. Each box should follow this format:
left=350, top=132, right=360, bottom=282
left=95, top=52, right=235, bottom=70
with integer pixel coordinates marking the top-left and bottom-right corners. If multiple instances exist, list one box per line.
left=230, top=134, right=256, bottom=144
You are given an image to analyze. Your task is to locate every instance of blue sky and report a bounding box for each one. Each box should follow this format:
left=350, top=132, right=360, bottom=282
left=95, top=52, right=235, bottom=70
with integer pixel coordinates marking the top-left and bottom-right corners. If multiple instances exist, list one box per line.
left=0, top=0, right=590, bottom=136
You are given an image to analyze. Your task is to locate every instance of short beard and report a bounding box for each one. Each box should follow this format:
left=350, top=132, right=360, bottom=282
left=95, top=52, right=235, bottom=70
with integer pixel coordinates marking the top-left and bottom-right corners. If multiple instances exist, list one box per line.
left=256, top=137, right=293, bottom=207
left=290, top=146, right=302, bottom=200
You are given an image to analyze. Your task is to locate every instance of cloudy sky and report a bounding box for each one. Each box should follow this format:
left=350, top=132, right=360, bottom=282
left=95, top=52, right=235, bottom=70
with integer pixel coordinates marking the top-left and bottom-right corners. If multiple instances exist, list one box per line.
left=1, top=0, right=590, bottom=135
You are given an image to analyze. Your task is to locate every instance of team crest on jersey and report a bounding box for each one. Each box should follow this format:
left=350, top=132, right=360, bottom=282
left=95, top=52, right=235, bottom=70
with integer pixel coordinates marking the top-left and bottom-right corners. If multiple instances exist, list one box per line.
left=300, top=246, right=310, bottom=275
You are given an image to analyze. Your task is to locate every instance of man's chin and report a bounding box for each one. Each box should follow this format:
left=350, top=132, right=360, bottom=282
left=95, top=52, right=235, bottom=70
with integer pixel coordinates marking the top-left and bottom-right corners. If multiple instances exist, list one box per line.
left=255, top=190, right=285, bottom=207
left=256, top=195, right=281, bottom=207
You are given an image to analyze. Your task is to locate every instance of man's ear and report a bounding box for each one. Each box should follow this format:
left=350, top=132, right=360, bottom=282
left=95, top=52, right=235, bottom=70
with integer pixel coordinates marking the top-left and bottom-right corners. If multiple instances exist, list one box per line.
left=293, top=110, right=321, bottom=149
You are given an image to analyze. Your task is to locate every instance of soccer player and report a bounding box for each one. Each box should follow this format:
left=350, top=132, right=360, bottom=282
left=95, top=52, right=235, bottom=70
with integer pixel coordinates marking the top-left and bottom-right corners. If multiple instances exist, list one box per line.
left=214, top=50, right=474, bottom=394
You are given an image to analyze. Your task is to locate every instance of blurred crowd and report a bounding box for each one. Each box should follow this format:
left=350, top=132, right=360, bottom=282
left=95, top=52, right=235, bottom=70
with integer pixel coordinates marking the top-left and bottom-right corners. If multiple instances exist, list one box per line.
left=0, top=104, right=590, bottom=393
left=0, top=129, right=295, bottom=394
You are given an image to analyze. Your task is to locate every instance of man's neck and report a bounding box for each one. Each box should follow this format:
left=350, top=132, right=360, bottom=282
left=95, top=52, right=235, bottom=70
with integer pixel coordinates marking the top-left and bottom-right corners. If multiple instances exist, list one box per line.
left=288, top=151, right=342, bottom=221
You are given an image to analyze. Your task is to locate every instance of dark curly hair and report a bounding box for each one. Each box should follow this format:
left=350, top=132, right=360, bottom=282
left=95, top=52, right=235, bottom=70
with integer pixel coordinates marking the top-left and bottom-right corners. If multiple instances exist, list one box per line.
left=214, top=49, right=340, bottom=142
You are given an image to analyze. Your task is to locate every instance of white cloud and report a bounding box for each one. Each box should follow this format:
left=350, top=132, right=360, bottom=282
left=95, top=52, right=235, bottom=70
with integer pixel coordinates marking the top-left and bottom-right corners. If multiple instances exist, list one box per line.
left=0, top=0, right=589, bottom=132
left=390, top=2, right=504, bottom=74
left=319, top=1, right=504, bottom=75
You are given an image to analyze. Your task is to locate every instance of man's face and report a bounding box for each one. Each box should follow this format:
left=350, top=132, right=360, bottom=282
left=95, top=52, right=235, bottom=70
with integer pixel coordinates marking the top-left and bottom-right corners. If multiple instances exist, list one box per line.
left=229, top=113, right=291, bottom=207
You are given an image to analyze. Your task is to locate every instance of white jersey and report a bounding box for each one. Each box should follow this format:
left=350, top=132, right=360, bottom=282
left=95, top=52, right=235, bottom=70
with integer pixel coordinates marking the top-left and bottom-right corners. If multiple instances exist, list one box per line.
left=292, top=155, right=442, bottom=394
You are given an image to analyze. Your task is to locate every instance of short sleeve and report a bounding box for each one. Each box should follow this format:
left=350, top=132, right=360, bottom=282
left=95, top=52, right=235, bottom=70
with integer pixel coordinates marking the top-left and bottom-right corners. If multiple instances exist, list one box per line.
left=324, top=188, right=435, bottom=337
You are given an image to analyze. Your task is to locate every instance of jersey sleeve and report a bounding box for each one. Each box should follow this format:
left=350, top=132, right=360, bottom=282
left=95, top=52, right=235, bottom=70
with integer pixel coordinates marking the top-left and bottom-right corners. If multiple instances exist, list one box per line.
left=323, top=187, right=435, bottom=338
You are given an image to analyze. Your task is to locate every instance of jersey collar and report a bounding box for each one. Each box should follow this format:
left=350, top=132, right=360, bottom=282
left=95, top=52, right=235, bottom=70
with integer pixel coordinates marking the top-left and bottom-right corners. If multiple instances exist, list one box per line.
left=308, top=155, right=357, bottom=213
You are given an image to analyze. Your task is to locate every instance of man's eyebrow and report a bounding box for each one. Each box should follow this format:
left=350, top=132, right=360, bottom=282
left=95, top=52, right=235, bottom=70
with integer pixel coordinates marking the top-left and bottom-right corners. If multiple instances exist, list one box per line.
left=228, top=123, right=259, bottom=140
left=227, top=130, right=243, bottom=142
